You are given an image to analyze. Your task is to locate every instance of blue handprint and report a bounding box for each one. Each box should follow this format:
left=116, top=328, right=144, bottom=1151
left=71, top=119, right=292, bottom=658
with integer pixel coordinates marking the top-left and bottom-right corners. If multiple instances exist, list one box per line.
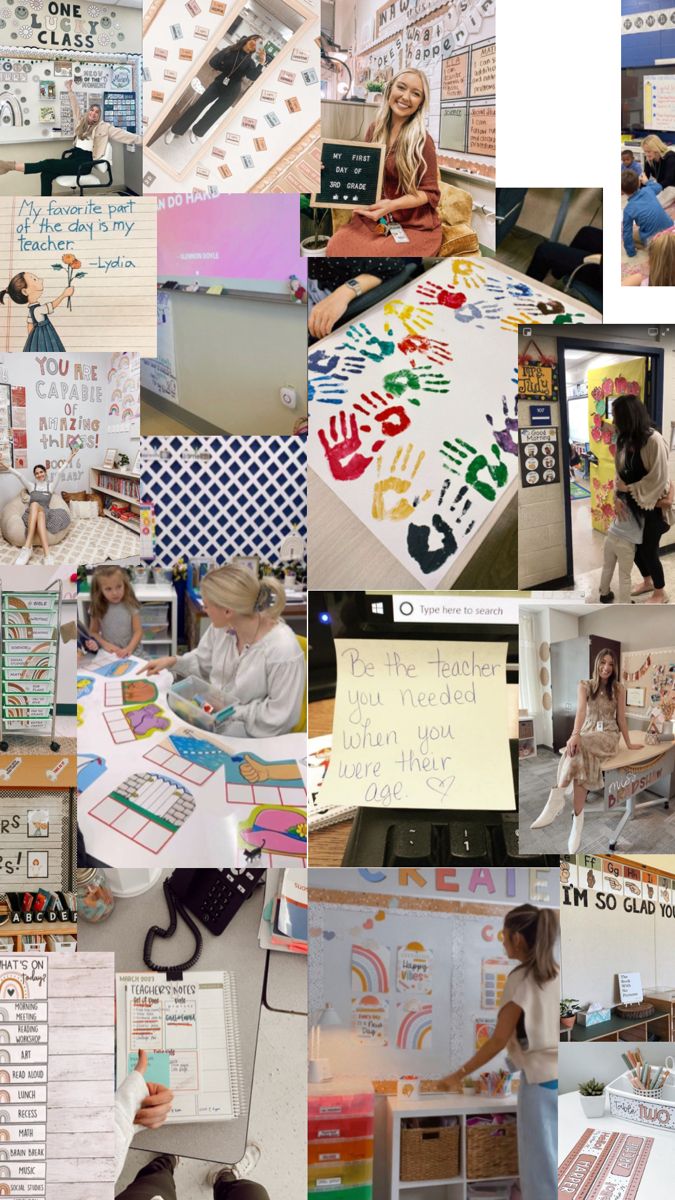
left=308, top=376, right=348, bottom=405
left=337, top=321, right=396, bottom=363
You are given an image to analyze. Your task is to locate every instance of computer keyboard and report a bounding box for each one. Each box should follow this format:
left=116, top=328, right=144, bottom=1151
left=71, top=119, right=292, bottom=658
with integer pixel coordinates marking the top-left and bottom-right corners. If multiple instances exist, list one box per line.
left=342, top=811, right=557, bottom=867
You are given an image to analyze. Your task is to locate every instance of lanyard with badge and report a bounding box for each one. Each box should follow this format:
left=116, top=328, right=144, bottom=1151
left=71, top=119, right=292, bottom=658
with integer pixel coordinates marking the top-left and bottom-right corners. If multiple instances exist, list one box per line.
left=377, top=214, right=410, bottom=243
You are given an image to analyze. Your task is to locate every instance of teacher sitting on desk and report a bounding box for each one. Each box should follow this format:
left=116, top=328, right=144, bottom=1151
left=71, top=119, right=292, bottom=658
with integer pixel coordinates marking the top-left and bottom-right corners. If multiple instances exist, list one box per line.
left=441, top=904, right=559, bottom=1200
left=142, top=566, right=305, bottom=738
left=531, top=648, right=641, bottom=853
left=0, top=80, right=142, bottom=196
left=326, top=69, right=442, bottom=258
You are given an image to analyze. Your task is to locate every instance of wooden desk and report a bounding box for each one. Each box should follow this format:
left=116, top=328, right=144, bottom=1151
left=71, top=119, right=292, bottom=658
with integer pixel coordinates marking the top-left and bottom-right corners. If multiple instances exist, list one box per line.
left=565, top=1010, right=670, bottom=1043
left=643, top=988, right=675, bottom=1041
left=308, top=697, right=353, bottom=865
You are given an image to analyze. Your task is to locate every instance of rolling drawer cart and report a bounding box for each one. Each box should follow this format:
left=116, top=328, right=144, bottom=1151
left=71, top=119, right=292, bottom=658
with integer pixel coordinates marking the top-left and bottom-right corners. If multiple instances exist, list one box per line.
left=0, top=580, right=62, bottom=753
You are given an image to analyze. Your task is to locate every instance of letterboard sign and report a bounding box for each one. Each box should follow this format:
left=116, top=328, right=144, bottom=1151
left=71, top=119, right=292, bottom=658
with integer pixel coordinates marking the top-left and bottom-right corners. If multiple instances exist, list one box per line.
left=311, top=138, right=386, bottom=209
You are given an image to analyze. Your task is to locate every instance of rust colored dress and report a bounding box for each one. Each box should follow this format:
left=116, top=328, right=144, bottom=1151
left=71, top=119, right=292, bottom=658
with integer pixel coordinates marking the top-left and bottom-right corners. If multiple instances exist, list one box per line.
left=326, top=127, right=443, bottom=258
left=559, top=681, right=621, bottom=791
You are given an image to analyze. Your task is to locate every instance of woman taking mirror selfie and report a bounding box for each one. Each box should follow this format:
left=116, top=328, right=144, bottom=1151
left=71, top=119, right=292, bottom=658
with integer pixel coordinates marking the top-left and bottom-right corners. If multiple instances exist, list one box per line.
left=164, top=35, right=267, bottom=145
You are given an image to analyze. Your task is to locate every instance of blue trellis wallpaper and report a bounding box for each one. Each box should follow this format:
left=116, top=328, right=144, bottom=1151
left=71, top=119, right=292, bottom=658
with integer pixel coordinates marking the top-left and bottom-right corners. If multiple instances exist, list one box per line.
left=141, top=436, right=307, bottom=566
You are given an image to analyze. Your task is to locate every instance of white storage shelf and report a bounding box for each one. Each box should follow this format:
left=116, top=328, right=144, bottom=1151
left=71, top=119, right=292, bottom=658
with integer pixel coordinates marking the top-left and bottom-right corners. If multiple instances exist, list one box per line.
left=78, top=582, right=178, bottom=658
left=387, top=1094, right=519, bottom=1200
left=89, top=466, right=141, bottom=533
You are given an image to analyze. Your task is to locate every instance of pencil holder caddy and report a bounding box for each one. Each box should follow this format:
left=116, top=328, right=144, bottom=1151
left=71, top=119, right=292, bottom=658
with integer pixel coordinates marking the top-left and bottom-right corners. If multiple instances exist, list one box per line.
left=166, top=674, right=234, bottom=734
left=631, top=1082, right=664, bottom=1099
left=607, top=1070, right=675, bottom=1131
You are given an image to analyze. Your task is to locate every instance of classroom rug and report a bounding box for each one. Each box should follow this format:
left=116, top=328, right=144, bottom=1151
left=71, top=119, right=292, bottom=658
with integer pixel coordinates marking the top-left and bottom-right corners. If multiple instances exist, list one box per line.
left=570, top=479, right=591, bottom=500
left=558, top=1127, right=653, bottom=1199
left=0, top=517, right=139, bottom=564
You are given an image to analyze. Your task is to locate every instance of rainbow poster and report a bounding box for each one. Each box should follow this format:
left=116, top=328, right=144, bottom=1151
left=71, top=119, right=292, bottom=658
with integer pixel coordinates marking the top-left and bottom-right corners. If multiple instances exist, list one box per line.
left=396, top=942, right=433, bottom=994
left=351, top=943, right=390, bottom=994
left=396, top=999, right=433, bottom=1050
left=352, top=993, right=389, bottom=1044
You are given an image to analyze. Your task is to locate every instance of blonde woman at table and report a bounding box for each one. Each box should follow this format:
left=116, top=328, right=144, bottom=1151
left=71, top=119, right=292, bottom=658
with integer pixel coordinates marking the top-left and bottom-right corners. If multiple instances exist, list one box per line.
left=441, top=904, right=559, bottom=1200
left=531, top=648, right=641, bottom=853
left=326, top=69, right=442, bottom=258
left=142, top=566, right=305, bottom=738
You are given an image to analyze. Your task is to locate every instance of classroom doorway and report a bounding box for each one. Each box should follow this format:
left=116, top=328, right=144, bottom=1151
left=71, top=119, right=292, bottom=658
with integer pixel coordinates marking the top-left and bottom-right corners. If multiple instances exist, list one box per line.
left=558, top=336, right=664, bottom=589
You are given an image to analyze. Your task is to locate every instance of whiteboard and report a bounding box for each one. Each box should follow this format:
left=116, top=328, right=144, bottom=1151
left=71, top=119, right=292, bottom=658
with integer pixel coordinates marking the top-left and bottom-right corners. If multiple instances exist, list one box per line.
left=0, top=51, right=140, bottom=144
left=309, top=879, right=558, bottom=1080
left=644, top=74, right=675, bottom=129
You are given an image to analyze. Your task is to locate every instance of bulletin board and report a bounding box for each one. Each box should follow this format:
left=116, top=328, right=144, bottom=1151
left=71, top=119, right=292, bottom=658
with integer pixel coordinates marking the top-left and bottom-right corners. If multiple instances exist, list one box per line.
left=0, top=49, right=141, bottom=143
left=586, top=360, right=646, bottom=532
left=308, top=868, right=558, bottom=1084
left=622, top=647, right=675, bottom=717
left=560, top=855, right=675, bottom=1005
left=0, top=788, right=76, bottom=890
left=357, top=0, right=496, bottom=178
left=644, top=73, right=675, bottom=128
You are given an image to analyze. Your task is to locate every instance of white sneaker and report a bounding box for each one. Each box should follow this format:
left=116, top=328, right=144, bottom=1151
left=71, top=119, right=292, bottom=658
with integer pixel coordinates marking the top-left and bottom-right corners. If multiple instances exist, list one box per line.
left=568, top=811, right=585, bottom=854
left=204, top=1143, right=261, bottom=1186
left=530, top=787, right=565, bottom=830
left=15, top=546, right=32, bottom=565
left=189, top=130, right=201, bottom=144
left=43, top=554, right=55, bottom=565
left=164, top=130, right=176, bottom=144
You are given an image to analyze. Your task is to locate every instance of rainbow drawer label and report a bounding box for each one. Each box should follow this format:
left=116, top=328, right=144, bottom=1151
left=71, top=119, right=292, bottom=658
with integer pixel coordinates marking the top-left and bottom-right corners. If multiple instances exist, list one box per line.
left=2, top=718, right=52, bottom=729
left=3, top=669, right=55, bottom=682
left=3, top=625, right=56, bottom=641
left=2, top=703, right=53, bottom=718
left=2, top=680, right=54, bottom=695
left=3, top=593, right=57, bottom=610
left=4, top=654, right=56, bottom=669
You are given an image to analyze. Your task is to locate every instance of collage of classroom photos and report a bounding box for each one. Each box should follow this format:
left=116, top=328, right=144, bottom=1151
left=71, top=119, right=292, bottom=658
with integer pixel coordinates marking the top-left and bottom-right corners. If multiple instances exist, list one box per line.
left=621, top=0, right=675, bottom=286
left=558, top=851, right=675, bottom=1193
left=308, top=866, right=558, bottom=1200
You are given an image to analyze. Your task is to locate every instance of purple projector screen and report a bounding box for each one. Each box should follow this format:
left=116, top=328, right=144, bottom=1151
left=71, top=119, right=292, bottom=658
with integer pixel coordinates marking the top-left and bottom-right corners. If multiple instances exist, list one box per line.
left=157, top=194, right=305, bottom=289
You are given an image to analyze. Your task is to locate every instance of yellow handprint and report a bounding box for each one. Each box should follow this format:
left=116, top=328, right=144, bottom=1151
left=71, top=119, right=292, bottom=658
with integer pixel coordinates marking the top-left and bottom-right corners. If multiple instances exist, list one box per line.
left=384, top=299, right=435, bottom=337
left=451, top=259, right=487, bottom=290
left=371, top=443, right=432, bottom=521
left=500, top=311, right=542, bottom=332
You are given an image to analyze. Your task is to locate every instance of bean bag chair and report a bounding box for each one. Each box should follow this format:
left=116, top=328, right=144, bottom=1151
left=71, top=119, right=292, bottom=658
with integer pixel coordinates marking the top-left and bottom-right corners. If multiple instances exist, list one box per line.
left=1, top=491, right=71, bottom=547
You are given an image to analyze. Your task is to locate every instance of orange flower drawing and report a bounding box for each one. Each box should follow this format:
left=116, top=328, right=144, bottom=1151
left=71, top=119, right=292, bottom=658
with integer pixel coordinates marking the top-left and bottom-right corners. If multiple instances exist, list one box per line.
left=52, top=251, right=86, bottom=311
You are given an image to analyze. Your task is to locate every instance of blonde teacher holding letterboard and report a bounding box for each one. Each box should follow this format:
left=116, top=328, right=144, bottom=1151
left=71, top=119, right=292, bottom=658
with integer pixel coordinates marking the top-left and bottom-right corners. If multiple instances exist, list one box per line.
left=325, top=69, right=442, bottom=258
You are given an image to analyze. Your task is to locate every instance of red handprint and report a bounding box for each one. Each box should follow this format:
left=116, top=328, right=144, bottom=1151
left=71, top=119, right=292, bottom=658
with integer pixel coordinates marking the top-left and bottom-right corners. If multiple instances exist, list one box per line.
left=353, top=391, right=411, bottom=450
left=397, top=334, right=454, bottom=365
left=415, top=280, right=467, bottom=309
left=317, top=411, right=373, bottom=482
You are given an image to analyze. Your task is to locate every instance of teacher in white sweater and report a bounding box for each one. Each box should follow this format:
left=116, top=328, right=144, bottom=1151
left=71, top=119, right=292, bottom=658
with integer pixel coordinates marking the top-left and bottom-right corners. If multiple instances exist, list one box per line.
left=142, top=566, right=305, bottom=738
left=440, top=904, right=559, bottom=1200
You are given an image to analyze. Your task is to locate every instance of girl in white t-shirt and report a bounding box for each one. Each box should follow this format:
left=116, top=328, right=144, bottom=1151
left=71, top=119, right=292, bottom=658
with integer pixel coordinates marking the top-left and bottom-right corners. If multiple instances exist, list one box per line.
left=142, top=566, right=305, bottom=738
left=441, top=904, right=559, bottom=1200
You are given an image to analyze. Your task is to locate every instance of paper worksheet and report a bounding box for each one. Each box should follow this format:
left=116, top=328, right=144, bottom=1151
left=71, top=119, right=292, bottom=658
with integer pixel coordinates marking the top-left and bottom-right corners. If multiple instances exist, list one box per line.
left=116, top=971, right=243, bottom=1123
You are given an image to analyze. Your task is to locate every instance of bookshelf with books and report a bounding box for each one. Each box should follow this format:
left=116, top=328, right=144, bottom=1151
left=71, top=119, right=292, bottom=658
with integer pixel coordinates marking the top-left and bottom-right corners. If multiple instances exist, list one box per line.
left=90, top=464, right=141, bottom=533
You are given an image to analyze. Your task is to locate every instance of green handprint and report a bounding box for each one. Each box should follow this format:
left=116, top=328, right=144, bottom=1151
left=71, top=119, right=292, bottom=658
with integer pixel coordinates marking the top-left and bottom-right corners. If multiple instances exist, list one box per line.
left=440, top=438, right=508, bottom=501
left=382, top=366, right=450, bottom=404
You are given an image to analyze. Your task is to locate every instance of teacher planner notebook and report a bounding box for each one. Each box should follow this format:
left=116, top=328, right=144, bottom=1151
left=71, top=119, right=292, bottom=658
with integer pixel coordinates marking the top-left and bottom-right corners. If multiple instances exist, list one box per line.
left=0, top=197, right=157, bottom=355
left=116, top=971, right=244, bottom=1123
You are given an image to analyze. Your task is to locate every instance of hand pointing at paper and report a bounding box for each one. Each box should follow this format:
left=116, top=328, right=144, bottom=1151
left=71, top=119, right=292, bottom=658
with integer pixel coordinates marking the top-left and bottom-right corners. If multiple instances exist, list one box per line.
left=132, top=1049, right=174, bottom=1129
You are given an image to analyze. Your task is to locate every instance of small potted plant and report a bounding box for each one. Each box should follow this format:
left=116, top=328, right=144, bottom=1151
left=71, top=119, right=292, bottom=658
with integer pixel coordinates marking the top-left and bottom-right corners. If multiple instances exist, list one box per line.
left=560, top=999, right=579, bottom=1029
left=366, top=79, right=385, bottom=103
left=300, top=194, right=330, bottom=257
left=461, top=1076, right=478, bottom=1095
left=578, top=1078, right=606, bottom=1118
left=116, top=452, right=130, bottom=472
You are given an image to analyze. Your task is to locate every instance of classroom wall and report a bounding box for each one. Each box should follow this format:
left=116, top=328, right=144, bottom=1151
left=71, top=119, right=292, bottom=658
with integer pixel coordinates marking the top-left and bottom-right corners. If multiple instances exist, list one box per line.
left=622, top=0, right=675, bottom=69
left=518, top=189, right=603, bottom=245
left=141, top=434, right=307, bottom=567
left=0, top=351, right=139, bottom=499
left=142, top=292, right=307, bottom=436
left=519, top=327, right=675, bottom=589
left=4, top=1, right=141, bottom=53
left=577, top=604, right=675, bottom=651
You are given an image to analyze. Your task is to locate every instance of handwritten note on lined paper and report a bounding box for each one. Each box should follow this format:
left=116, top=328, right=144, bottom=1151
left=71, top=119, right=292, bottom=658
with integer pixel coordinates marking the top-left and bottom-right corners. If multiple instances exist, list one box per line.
left=0, top=196, right=157, bottom=354
left=319, top=638, right=514, bottom=810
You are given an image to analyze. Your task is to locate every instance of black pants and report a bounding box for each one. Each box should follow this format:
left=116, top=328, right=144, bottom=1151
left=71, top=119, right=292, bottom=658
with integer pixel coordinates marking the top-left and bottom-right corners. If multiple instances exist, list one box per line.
left=24, top=148, right=93, bottom=196
left=527, top=226, right=603, bottom=285
left=116, top=1157, right=270, bottom=1200
left=634, top=507, right=668, bottom=590
left=171, top=80, right=236, bottom=138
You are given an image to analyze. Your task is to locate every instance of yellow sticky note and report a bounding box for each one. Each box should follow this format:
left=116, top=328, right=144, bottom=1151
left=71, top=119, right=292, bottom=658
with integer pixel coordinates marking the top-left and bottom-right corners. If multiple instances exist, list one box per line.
left=319, top=639, right=514, bottom=810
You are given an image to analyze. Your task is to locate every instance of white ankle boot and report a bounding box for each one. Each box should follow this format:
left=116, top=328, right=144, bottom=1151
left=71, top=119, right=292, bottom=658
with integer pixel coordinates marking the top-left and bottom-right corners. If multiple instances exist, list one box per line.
left=530, top=787, right=565, bottom=829
left=568, top=811, right=584, bottom=854
left=164, top=131, right=175, bottom=144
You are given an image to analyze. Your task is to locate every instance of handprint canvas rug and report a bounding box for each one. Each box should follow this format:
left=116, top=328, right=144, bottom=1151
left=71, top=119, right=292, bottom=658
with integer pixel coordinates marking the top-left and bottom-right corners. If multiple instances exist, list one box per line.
left=309, top=257, right=599, bottom=588
left=77, top=654, right=307, bottom=867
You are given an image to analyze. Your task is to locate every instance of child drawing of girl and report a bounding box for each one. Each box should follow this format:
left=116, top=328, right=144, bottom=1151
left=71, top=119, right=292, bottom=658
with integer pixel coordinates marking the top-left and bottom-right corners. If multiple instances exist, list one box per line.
left=0, top=271, right=74, bottom=351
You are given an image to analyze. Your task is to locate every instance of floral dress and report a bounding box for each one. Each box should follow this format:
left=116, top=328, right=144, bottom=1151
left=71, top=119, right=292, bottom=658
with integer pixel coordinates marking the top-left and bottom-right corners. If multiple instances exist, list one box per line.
left=559, top=681, right=621, bottom=790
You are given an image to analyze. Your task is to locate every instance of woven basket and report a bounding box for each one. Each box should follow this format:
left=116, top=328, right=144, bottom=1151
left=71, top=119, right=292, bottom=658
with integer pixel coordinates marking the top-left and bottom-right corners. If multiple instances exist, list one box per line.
left=400, top=1124, right=460, bottom=1181
left=466, top=1121, right=518, bottom=1180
